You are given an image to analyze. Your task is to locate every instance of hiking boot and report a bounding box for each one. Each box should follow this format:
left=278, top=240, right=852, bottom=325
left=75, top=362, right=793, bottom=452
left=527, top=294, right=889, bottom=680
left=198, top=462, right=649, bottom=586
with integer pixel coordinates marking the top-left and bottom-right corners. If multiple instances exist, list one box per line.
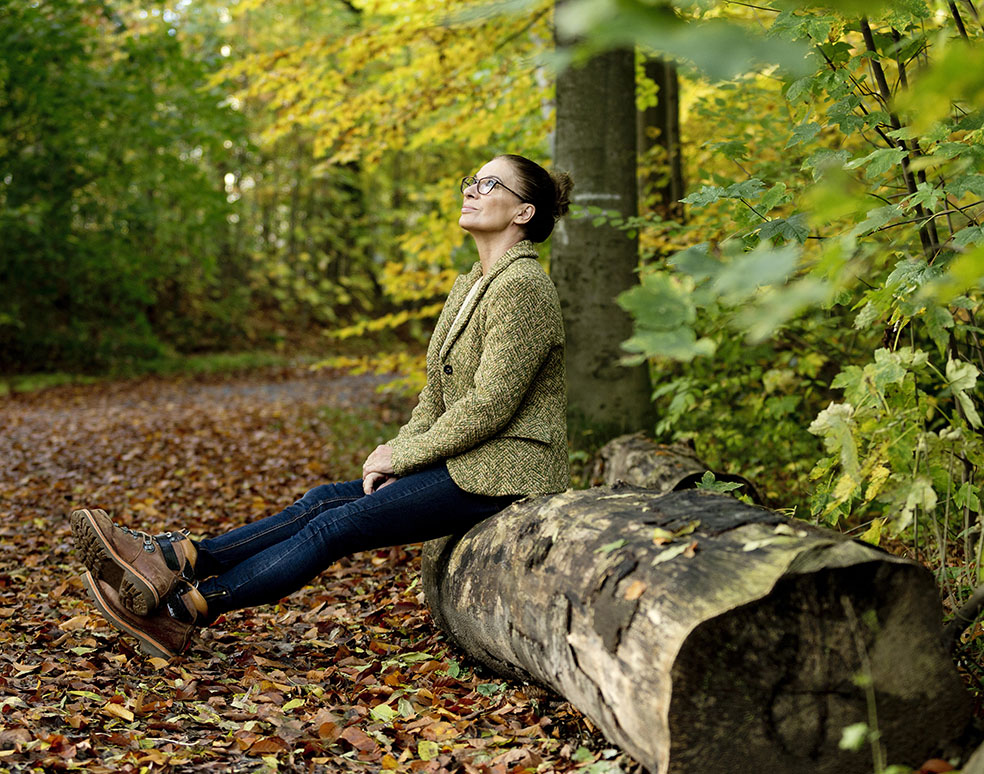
left=71, top=508, right=198, bottom=616
left=81, top=571, right=205, bottom=658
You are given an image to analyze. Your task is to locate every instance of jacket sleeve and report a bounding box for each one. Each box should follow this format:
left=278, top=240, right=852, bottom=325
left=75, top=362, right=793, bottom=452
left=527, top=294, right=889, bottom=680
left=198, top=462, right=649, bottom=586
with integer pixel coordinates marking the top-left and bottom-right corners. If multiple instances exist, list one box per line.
left=388, top=272, right=558, bottom=475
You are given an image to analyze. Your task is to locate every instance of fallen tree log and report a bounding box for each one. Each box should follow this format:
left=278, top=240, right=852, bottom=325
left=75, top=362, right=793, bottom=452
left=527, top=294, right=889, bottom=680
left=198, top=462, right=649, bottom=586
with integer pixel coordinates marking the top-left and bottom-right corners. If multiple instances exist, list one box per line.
left=591, top=432, right=761, bottom=502
left=422, top=486, right=973, bottom=773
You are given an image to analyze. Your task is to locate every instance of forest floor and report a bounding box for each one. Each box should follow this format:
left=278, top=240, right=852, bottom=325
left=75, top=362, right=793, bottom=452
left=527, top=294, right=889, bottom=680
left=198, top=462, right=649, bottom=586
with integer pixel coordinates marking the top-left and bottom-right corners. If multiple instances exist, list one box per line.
left=0, top=366, right=628, bottom=773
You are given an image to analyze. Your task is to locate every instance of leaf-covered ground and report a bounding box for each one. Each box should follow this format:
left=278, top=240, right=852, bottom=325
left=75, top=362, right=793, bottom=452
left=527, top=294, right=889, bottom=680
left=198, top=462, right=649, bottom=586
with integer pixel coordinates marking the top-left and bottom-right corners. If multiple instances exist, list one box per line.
left=0, top=367, right=635, bottom=773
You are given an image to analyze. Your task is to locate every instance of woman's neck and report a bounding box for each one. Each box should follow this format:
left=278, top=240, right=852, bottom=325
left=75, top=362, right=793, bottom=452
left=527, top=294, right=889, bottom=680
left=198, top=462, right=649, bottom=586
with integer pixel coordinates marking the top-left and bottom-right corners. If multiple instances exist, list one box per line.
left=473, top=230, right=525, bottom=274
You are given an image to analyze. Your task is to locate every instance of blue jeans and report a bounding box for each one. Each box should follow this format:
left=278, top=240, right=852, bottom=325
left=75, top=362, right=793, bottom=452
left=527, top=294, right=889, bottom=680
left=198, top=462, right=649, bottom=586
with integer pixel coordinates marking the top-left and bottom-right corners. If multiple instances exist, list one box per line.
left=194, top=463, right=516, bottom=618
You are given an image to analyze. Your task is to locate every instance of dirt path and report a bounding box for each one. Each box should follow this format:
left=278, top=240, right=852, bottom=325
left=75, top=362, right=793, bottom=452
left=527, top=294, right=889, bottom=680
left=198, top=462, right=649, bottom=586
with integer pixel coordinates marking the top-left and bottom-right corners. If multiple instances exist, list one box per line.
left=0, top=367, right=605, bottom=773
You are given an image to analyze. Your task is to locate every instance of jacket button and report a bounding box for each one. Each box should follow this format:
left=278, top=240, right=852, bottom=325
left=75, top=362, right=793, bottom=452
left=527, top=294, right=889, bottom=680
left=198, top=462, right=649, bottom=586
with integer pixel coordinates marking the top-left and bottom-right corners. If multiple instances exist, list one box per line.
left=443, top=364, right=453, bottom=375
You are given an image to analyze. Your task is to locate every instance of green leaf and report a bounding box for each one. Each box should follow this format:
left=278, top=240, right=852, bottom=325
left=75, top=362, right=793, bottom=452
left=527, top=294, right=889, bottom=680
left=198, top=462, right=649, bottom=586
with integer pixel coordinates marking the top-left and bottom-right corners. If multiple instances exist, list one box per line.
left=844, top=147, right=907, bottom=178
left=681, top=179, right=764, bottom=206
left=712, top=244, right=799, bottom=296
left=848, top=204, right=902, bottom=238
left=476, top=682, right=507, bottom=696
left=955, top=482, right=982, bottom=513
left=757, top=213, right=810, bottom=244
left=946, top=358, right=982, bottom=428
left=893, top=476, right=937, bottom=533
left=784, top=75, right=815, bottom=103
left=744, top=281, right=830, bottom=341
left=622, top=327, right=717, bottom=362
left=572, top=746, right=595, bottom=763
left=596, top=538, right=626, bottom=555
left=952, top=226, right=984, bottom=247
left=808, top=402, right=860, bottom=483
left=946, top=173, right=984, bottom=198
left=669, top=244, right=723, bottom=282
left=839, top=722, right=870, bottom=752
left=923, top=304, right=953, bottom=356
left=619, top=273, right=695, bottom=329
left=785, top=121, right=820, bottom=148
left=681, top=185, right=728, bottom=206
left=418, top=740, right=440, bottom=761
left=651, top=542, right=692, bottom=566
left=870, top=348, right=907, bottom=390
left=369, top=703, right=398, bottom=723
left=758, top=183, right=790, bottom=215
left=619, top=273, right=717, bottom=362
left=696, top=471, right=743, bottom=494
left=725, top=179, right=767, bottom=200
left=708, top=139, right=749, bottom=161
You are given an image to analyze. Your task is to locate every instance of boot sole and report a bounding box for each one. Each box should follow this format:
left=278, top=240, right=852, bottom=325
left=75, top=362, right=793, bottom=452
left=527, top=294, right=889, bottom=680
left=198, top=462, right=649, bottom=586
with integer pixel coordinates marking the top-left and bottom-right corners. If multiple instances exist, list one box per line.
left=71, top=509, right=159, bottom=616
left=81, top=571, right=176, bottom=659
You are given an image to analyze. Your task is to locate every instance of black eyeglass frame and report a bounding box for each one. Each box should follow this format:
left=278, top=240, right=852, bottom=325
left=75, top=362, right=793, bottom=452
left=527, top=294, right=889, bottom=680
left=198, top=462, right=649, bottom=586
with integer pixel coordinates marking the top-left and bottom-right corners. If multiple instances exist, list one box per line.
left=460, top=175, right=528, bottom=202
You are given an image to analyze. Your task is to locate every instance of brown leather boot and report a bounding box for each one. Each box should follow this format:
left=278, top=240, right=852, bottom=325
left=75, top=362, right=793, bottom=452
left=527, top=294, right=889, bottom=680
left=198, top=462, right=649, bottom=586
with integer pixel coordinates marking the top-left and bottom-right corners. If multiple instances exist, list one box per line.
left=81, top=571, right=206, bottom=658
left=71, top=508, right=198, bottom=616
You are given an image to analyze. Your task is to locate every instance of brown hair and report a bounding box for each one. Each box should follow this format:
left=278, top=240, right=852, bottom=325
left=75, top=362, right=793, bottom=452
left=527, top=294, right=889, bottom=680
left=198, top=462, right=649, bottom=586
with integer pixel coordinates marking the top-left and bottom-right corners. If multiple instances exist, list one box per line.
left=498, top=154, right=574, bottom=243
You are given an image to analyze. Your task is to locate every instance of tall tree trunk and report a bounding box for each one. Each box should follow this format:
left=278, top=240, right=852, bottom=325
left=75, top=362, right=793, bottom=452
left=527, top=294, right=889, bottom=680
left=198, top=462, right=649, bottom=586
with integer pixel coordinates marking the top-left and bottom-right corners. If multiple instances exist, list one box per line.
left=552, top=14, right=654, bottom=442
left=637, top=56, right=684, bottom=226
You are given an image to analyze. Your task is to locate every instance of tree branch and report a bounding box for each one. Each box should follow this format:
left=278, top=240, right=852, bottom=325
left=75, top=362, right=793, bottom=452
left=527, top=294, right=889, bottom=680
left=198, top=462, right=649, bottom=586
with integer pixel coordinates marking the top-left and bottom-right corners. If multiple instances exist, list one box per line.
left=860, top=17, right=938, bottom=260
left=949, top=1, right=971, bottom=39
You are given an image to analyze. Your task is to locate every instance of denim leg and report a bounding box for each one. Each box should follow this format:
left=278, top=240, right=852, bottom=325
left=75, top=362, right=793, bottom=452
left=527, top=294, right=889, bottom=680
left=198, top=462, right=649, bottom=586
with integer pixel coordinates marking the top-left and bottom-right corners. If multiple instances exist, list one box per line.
left=194, top=478, right=366, bottom=577
left=197, top=463, right=515, bottom=617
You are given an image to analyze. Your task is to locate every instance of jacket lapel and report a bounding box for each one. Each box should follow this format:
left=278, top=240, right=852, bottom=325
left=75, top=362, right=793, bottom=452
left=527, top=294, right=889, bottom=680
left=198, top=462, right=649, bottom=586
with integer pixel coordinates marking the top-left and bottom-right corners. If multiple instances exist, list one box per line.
left=439, top=240, right=538, bottom=361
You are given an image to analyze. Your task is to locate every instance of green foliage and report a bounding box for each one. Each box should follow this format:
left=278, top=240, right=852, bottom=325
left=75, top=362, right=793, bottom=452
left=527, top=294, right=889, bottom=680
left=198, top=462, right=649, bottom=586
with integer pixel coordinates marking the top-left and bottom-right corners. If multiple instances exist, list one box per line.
left=0, top=1, right=257, bottom=371
left=591, top=1, right=984, bottom=600
left=695, top=471, right=744, bottom=494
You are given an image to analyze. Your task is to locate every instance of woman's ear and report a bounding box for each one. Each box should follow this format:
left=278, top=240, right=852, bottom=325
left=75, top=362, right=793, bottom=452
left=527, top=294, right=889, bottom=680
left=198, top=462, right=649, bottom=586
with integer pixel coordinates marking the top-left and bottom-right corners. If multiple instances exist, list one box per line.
left=514, top=204, right=534, bottom=225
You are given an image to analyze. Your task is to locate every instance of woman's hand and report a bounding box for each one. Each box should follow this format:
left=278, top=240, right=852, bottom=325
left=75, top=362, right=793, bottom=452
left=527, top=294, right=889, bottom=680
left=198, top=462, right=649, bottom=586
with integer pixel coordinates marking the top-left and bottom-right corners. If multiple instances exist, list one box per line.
left=363, top=444, right=394, bottom=475
left=362, top=444, right=396, bottom=494
left=362, top=471, right=397, bottom=495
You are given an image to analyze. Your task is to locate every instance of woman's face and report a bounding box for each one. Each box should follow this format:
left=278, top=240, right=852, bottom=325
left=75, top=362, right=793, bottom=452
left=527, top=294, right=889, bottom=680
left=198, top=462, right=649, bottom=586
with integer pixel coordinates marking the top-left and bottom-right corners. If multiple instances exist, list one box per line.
left=458, top=157, right=533, bottom=237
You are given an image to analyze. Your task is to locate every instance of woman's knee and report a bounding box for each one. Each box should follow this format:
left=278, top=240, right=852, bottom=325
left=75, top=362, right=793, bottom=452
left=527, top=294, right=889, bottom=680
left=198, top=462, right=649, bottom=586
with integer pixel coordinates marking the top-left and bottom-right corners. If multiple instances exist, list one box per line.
left=298, top=479, right=364, bottom=507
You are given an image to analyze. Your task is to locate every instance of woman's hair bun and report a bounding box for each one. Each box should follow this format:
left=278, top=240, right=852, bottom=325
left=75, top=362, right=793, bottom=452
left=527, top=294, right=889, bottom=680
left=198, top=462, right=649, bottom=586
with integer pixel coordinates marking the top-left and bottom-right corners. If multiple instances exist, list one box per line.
left=551, top=171, right=573, bottom=220
left=498, top=154, right=575, bottom=243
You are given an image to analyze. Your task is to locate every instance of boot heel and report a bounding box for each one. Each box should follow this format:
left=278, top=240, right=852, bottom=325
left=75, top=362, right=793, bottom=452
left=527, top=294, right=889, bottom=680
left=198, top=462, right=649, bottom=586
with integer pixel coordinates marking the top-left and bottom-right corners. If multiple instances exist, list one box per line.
left=119, top=573, right=156, bottom=616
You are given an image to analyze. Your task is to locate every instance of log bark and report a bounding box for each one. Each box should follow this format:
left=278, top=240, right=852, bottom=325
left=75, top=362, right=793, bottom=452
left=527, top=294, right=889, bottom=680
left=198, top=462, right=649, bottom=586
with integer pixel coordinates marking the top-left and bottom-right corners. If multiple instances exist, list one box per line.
left=422, top=487, right=972, bottom=774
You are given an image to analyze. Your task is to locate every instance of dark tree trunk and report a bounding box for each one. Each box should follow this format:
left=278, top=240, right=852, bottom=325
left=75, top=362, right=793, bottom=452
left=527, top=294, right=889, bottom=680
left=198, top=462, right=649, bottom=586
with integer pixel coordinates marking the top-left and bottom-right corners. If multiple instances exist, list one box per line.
left=552, top=5, right=654, bottom=441
left=637, top=56, right=684, bottom=225
left=422, top=486, right=972, bottom=773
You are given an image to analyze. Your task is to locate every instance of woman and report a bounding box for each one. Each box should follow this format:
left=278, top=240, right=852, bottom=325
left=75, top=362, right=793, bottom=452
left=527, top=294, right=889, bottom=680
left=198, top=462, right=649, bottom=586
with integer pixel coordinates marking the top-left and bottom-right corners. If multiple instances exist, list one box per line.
left=71, top=154, right=574, bottom=658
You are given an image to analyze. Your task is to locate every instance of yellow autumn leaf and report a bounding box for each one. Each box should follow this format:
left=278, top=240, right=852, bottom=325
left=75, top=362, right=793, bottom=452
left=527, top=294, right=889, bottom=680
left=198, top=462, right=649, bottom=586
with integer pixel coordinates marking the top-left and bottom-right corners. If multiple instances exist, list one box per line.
left=864, top=464, right=891, bottom=502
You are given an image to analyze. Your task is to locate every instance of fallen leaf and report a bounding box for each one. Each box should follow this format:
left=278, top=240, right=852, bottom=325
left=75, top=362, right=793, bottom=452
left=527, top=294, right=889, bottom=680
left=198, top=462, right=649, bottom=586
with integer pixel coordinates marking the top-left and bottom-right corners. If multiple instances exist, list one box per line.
left=339, top=725, right=376, bottom=752
left=249, top=736, right=289, bottom=754
left=623, top=580, right=647, bottom=600
left=102, top=703, right=134, bottom=722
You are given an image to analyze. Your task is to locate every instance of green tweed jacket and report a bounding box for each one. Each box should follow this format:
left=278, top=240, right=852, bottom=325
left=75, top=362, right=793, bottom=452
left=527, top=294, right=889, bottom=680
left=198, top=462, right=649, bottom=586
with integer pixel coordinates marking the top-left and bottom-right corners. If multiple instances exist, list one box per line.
left=387, top=240, right=570, bottom=497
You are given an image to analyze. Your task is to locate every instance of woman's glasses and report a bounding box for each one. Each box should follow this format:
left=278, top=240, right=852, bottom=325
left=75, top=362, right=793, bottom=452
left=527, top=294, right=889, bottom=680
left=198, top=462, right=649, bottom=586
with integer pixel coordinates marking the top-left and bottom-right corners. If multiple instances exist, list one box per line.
left=460, top=175, right=527, bottom=201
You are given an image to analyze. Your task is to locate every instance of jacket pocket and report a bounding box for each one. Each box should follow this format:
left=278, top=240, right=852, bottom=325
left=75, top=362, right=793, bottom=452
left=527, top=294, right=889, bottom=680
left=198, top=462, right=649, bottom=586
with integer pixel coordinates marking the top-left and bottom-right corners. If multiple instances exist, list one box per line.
left=499, top=415, right=553, bottom=445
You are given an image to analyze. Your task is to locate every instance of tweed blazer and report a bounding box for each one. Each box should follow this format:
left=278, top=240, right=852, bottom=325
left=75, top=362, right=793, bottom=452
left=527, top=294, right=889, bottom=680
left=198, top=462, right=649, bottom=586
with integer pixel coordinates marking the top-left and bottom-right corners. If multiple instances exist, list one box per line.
left=387, top=240, right=570, bottom=497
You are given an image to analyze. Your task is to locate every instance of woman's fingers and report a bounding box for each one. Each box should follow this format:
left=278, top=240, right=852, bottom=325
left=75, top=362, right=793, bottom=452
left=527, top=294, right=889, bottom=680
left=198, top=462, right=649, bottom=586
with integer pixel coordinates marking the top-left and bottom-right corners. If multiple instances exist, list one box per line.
left=362, top=471, right=385, bottom=495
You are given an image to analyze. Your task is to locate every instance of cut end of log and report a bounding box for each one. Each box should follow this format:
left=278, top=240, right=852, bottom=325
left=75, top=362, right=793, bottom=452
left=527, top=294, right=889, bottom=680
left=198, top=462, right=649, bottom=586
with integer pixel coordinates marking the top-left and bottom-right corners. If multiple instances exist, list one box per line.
left=669, top=559, right=971, bottom=773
